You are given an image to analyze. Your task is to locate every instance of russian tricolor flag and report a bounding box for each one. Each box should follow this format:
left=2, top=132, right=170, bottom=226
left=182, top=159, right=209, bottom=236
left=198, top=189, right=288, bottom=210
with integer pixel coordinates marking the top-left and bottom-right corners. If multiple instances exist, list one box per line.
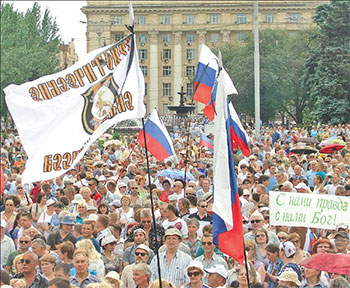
left=304, top=228, right=317, bottom=254
left=213, top=66, right=244, bottom=265
left=137, top=109, right=175, bottom=161
left=192, top=44, right=218, bottom=106
left=228, top=103, right=250, bottom=157
left=193, top=44, right=238, bottom=121
left=200, top=131, right=214, bottom=151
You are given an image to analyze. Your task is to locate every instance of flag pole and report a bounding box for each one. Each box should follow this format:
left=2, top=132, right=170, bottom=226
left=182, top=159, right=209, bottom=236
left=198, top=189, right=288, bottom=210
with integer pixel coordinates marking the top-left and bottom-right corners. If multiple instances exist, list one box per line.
left=115, top=140, right=137, bottom=184
left=182, top=111, right=192, bottom=197
left=141, top=117, right=163, bottom=288
left=243, top=240, right=251, bottom=288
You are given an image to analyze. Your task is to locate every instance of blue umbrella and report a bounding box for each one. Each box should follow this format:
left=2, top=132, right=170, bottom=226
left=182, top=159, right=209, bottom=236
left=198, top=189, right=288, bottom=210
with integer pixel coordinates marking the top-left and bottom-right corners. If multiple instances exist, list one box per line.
left=156, top=169, right=196, bottom=181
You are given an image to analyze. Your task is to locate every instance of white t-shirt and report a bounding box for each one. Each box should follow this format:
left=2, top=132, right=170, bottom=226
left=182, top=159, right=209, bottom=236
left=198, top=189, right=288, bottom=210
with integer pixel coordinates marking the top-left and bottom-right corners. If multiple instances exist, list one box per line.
left=162, top=217, right=188, bottom=237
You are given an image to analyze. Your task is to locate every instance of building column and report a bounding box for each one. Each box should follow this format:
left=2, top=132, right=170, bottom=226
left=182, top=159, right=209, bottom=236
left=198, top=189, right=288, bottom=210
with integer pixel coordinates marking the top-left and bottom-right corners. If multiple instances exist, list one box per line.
left=221, top=30, right=231, bottom=43
left=149, top=30, right=159, bottom=111
left=173, top=31, right=182, bottom=106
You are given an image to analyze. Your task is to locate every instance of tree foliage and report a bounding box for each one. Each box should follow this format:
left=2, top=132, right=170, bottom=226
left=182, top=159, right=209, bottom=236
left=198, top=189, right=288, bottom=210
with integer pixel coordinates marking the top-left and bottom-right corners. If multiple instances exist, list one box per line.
left=302, top=0, right=350, bottom=124
left=221, top=29, right=313, bottom=124
left=0, top=2, right=61, bottom=117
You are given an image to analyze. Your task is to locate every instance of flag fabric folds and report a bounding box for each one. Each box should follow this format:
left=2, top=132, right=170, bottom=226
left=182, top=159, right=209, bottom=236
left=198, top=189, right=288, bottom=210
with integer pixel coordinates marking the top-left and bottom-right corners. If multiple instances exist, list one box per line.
left=193, top=44, right=238, bottom=121
left=228, top=103, right=250, bottom=157
left=137, top=109, right=175, bottom=161
left=200, top=131, right=214, bottom=151
left=5, top=35, right=145, bottom=183
left=213, top=68, right=244, bottom=265
left=304, top=228, right=317, bottom=254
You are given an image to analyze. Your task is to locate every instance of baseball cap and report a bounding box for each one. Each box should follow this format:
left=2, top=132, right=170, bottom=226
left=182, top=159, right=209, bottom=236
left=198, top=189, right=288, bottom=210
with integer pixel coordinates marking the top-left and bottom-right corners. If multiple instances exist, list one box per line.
left=204, top=264, right=228, bottom=279
left=295, top=182, right=308, bottom=190
left=280, top=241, right=296, bottom=257
left=186, top=260, right=205, bottom=278
left=87, top=206, right=98, bottom=212
left=135, top=244, right=151, bottom=255
left=335, top=231, right=349, bottom=240
left=118, top=183, right=127, bottom=189
left=133, top=228, right=146, bottom=236
left=336, top=223, right=349, bottom=231
left=243, top=189, right=251, bottom=196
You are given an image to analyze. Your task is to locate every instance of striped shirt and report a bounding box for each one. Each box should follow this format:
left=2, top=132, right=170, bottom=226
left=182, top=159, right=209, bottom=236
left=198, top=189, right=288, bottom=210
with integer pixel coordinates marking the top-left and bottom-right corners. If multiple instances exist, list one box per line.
left=150, top=249, right=192, bottom=287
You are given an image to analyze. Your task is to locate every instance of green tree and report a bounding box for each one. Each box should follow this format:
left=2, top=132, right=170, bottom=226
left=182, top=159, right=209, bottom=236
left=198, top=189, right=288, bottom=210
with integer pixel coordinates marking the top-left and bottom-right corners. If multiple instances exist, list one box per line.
left=302, top=0, right=350, bottom=124
left=222, top=29, right=312, bottom=124
left=1, top=2, right=60, bottom=119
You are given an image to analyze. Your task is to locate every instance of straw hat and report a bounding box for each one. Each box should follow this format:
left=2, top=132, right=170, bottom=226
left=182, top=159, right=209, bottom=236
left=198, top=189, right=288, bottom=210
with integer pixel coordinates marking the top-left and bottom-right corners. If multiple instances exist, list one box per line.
left=105, top=271, right=124, bottom=286
left=277, top=270, right=301, bottom=286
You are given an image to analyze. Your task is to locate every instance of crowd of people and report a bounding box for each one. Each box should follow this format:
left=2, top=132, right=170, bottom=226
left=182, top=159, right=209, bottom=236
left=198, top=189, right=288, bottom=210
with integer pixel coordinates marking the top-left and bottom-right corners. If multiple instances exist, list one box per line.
left=1, top=122, right=350, bottom=288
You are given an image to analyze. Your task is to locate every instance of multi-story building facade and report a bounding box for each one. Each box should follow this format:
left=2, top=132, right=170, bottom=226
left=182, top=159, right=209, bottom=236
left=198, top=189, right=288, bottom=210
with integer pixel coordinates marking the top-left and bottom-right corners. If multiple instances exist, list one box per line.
left=81, top=0, right=328, bottom=114
left=59, top=40, right=79, bottom=69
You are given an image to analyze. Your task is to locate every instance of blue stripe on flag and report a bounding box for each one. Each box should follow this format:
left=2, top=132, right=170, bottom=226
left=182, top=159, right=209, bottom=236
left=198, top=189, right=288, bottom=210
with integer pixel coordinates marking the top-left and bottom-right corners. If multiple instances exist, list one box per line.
left=195, top=62, right=217, bottom=88
left=145, top=120, right=174, bottom=156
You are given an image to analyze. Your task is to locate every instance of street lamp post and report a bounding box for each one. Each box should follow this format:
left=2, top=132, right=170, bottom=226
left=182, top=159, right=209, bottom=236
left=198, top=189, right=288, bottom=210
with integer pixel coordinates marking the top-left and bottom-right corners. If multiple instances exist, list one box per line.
left=80, top=18, right=111, bottom=48
left=253, top=0, right=260, bottom=139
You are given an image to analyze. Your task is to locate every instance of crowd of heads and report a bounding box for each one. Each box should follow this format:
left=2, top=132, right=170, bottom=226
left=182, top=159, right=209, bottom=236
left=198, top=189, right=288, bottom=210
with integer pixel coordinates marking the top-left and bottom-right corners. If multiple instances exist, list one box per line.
left=1, top=122, right=350, bottom=287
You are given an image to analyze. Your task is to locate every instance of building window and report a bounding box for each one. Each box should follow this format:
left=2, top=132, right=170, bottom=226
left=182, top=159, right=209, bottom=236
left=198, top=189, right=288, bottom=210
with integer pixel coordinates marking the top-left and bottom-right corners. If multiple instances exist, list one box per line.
left=115, top=34, right=124, bottom=42
left=161, top=15, right=170, bottom=24
left=236, top=14, right=247, bottom=24
left=162, top=49, right=171, bottom=60
left=163, top=66, right=172, bottom=77
left=186, top=33, right=195, bottom=43
left=185, top=15, right=194, bottom=24
left=140, top=66, right=147, bottom=76
left=113, top=16, right=122, bottom=24
left=237, top=32, right=246, bottom=41
left=186, top=66, right=195, bottom=77
left=145, top=83, right=148, bottom=96
left=137, top=15, right=146, bottom=25
left=264, top=14, right=274, bottom=23
left=139, top=49, right=147, bottom=60
left=186, top=48, right=195, bottom=60
left=288, top=13, right=299, bottom=23
left=210, top=33, right=219, bottom=43
left=186, top=83, right=193, bottom=98
left=162, top=33, right=171, bottom=43
left=138, top=34, right=147, bottom=44
left=163, top=83, right=171, bottom=97
left=163, top=104, right=170, bottom=113
left=209, top=14, right=219, bottom=24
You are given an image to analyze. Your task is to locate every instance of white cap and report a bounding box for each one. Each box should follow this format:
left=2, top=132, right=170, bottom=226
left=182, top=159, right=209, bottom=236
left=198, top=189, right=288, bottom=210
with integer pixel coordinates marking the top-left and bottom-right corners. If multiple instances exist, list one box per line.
left=168, top=194, right=178, bottom=201
left=46, top=199, right=56, bottom=207
left=205, top=264, right=228, bottom=279
left=186, top=260, right=205, bottom=278
left=88, top=214, right=98, bottom=221
left=105, top=271, right=124, bottom=286
left=295, top=182, right=308, bottom=190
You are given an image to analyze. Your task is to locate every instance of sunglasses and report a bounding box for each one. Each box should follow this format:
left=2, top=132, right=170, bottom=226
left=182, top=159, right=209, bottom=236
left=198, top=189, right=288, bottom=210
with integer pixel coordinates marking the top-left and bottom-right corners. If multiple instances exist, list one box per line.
left=17, top=187, right=23, bottom=190
left=202, top=241, right=212, bottom=246
left=200, top=205, right=207, bottom=208
left=108, top=242, right=116, bottom=246
left=88, top=183, right=94, bottom=186
left=20, top=259, right=31, bottom=264
left=131, top=187, right=138, bottom=189
left=135, top=252, right=147, bottom=256
left=250, top=220, right=262, bottom=224
left=142, top=220, right=151, bottom=224
left=255, top=234, right=266, bottom=238
left=20, top=240, right=30, bottom=244
left=188, top=271, right=201, bottom=277
left=278, top=237, right=287, bottom=240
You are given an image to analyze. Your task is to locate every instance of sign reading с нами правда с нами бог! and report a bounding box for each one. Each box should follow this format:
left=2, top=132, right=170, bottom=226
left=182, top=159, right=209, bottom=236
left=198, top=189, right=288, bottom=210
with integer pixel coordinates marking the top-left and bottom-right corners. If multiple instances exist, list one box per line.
left=269, top=191, right=350, bottom=230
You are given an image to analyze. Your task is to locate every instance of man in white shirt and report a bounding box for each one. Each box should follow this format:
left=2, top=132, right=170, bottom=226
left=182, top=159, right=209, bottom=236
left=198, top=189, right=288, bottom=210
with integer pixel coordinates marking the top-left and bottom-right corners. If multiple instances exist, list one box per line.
left=324, top=173, right=341, bottom=195
left=162, top=204, right=188, bottom=237
left=0, top=219, right=15, bottom=267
